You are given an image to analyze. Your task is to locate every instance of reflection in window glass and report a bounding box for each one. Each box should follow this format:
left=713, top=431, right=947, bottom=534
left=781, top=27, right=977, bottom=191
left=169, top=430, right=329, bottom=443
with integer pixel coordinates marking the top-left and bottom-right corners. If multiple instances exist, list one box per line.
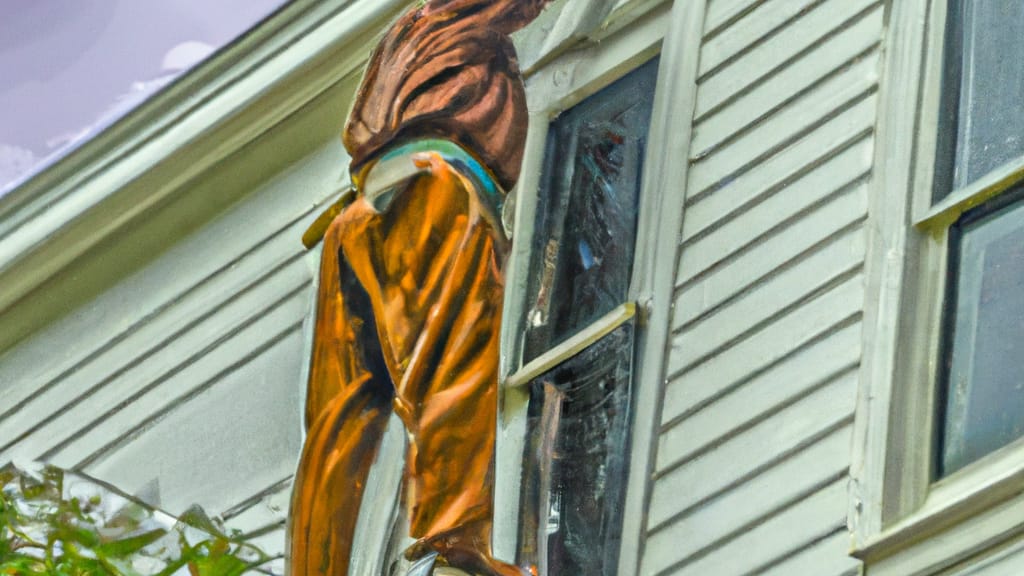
left=517, top=322, right=635, bottom=576
left=522, top=57, right=658, bottom=362
left=941, top=197, right=1024, bottom=476
left=0, top=0, right=289, bottom=195
left=943, top=0, right=1024, bottom=194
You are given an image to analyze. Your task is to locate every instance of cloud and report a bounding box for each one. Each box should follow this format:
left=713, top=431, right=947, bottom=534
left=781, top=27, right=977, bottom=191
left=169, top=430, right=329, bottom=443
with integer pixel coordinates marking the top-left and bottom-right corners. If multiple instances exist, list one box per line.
left=0, top=38, right=211, bottom=197
left=162, top=40, right=215, bottom=72
left=0, top=143, right=39, bottom=192
left=43, top=73, right=176, bottom=155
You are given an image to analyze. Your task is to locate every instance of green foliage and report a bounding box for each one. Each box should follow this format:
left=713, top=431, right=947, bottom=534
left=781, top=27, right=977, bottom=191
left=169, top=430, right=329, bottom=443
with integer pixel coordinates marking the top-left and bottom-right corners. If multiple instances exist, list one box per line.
left=0, top=464, right=272, bottom=576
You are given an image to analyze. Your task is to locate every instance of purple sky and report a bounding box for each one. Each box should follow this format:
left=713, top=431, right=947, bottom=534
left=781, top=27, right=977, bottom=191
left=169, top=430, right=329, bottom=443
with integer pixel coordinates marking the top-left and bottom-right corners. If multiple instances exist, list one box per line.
left=0, top=0, right=289, bottom=193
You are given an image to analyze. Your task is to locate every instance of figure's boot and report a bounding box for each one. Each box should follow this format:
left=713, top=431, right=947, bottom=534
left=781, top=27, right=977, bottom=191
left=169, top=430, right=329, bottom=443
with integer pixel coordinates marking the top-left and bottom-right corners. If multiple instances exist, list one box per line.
left=406, top=552, right=440, bottom=576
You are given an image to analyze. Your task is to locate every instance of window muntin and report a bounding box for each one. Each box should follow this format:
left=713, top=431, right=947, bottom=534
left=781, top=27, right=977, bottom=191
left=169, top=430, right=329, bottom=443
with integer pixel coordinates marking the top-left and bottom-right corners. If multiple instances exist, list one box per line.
left=929, top=0, right=1024, bottom=480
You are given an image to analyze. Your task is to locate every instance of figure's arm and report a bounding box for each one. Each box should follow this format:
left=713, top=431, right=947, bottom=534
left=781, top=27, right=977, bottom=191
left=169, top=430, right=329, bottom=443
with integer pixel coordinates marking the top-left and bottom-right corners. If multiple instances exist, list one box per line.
left=303, top=217, right=348, bottom=426
left=290, top=218, right=393, bottom=576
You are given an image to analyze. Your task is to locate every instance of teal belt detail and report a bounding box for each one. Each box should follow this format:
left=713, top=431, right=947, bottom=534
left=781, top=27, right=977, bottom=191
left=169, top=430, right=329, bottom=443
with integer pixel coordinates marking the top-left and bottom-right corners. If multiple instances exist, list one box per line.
left=375, top=138, right=505, bottom=219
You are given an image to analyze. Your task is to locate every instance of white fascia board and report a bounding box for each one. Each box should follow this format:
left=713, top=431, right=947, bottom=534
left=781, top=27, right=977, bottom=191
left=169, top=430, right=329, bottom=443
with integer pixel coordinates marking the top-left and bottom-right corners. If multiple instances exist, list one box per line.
left=0, top=0, right=408, bottom=322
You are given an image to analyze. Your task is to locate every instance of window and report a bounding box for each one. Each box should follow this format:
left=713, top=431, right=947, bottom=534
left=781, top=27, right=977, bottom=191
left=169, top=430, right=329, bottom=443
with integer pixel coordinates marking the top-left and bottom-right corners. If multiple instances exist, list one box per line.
left=932, top=0, right=1024, bottom=478
left=852, top=0, right=1024, bottom=572
left=488, top=1, right=692, bottom=573
left=511, top=58, right=657, bottom=575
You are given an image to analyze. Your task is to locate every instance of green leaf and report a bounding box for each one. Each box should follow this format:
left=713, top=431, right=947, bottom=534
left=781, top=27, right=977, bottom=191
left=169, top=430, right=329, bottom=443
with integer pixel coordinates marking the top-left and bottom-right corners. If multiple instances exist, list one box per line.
left=190, top=554, right=248, bottom=576
left=0, top=556, right=48, bottom=575
left=54, top=524, right=101, bottom=549
left=95, top=528, right=168, bottom=558
left=2, top=464, right=272, bottom=575
left=177, top=506, right=224, bottom=539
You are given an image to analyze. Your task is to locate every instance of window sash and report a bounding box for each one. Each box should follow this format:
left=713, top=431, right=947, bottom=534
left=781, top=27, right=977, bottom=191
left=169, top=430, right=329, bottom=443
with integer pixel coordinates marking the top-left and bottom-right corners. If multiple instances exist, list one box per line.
left=931, top=0, right=1024, bottom=200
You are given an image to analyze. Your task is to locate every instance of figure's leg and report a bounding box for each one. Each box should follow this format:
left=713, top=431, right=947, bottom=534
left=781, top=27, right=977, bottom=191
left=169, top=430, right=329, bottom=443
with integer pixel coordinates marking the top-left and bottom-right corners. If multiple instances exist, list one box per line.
left=342, top=157, right=523, bottom=576
left=335, top=156, right=526, bottom=575
left=289, top=218, right=395, bottom=576
left=289, top=380, right=391, bottom=576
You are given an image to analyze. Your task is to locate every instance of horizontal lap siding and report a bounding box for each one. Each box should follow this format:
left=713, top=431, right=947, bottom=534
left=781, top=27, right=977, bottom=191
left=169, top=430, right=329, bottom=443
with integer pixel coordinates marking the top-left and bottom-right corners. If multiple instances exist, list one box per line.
left=0, top=144, right=345, bottom=575
left=949, top=537, right=1024, bottom=576
left=642, top=0, right=883, bottom=574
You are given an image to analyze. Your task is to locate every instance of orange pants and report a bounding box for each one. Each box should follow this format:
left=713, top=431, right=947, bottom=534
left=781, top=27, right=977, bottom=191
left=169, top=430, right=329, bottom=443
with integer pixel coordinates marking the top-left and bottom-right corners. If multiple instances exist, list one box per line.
left=288, top=154, right=520, bottom=576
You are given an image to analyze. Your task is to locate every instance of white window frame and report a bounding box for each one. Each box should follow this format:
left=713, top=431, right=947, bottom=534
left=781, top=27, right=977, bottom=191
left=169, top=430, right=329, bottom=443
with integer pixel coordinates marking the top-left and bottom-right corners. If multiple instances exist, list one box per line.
left=851, top=1, right=1024, bottom=573
left=492, top=0, right=701, bottom=573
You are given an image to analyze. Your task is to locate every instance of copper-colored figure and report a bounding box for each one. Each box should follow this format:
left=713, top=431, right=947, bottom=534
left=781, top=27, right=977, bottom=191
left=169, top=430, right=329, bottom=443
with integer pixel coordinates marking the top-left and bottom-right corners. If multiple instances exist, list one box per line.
left=289, top=2, right=550, bottom=574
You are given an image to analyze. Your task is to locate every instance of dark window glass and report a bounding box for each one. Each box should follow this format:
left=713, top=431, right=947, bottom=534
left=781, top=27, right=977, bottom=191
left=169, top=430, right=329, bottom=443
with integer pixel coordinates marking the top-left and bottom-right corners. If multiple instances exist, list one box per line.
left=936, top=0, right=1024, bottom=199
left=517, top=322, right=635, bottom=576
left=940, top=195, right=1024, bottom=476
left=522, top=57, right=658, bottom=361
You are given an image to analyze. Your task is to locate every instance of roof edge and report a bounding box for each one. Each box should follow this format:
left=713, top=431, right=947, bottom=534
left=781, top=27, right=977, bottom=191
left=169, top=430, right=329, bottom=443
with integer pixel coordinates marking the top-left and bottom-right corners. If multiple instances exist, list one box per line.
left=0, top=0, right=408, bottom=321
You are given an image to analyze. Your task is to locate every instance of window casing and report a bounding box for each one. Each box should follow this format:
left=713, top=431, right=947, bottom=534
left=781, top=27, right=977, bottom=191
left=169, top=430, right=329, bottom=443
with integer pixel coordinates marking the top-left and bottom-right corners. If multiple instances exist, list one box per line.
left=852, top=0, right=1024, bottom=572
left=496, top=45, right=657, bottom=576
left=512, top=56, right=657, bottom=575
left=489, top=0, right=701, bottom=574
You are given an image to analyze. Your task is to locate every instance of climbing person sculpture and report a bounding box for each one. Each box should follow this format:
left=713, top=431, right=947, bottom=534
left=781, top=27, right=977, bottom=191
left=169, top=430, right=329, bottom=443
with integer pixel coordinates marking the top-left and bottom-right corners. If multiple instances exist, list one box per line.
left=288, top=1, right=551, bottom=575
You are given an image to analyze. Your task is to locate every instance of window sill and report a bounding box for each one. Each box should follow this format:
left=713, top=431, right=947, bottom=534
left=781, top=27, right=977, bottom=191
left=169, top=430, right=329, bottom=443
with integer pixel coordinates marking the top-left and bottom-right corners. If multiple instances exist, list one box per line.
left=853, top=439, right=1024, bottom=574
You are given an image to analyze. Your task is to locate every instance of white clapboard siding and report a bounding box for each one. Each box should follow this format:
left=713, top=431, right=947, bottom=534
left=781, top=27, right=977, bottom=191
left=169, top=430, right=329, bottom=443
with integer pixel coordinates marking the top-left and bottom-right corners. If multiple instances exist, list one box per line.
left=687, top=65, right=876, bottom=199
left=699, top=0, right=820, bottom=78
left=948, top=537, right=1024, bottom=576
left=759, top=529, right=861, bottom=576
left=694, top=0, right=880, bottom=120
left=692, top=13, right=881, bottom=157
left=247, top=527, right=288, bottom=575
left=668, top=479, right=850, bottom=575
left=761, top=528, right=864, bottom=573
left=221, top=478, right=294, bottom=575
left=644, top=423, right=853, bottom=573
left=0, top=141, right=347, bottom=573
left=703, top=0, right=761, bottom=39
left=642, top=0, right=883, bottom=573
left=660, top=321, right=861, bottom=463
left=0, top=227, right=309, bottom=455
left=682, top=99, right=874, bottom=242
left=222, top=476, right=294, bottom=535
left=671, top=229, right=864, bottom=370
left=663, top=273, right=863, bottom=421
left=650, top=370, right=857, bottom=527
left=674, top=189, right=868, bottom=328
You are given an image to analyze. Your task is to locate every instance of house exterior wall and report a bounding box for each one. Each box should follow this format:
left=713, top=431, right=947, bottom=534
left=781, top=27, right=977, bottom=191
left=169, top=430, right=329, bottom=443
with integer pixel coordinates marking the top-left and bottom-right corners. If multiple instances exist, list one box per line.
left=641, top=0, right=883, bottom=574
left=953, top=541, right=1024, bottom=576
left=0, top=142, right=352, bottom=570
left=5, top=2, right=1024, bottom=575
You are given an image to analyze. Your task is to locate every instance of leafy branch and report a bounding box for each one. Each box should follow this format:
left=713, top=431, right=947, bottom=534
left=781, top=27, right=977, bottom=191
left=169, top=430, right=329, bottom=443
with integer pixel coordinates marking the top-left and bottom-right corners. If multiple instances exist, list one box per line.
left=0, top=463, right=272, bottom=576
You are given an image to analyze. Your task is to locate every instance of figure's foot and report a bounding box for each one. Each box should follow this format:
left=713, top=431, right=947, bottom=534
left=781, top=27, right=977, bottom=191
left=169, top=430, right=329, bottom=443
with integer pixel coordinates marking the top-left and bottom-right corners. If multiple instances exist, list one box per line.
left=404, top=547, right=528, bottom=576
left=406, top=552, right=440, bottom=576
left=404, top=520, right=530, bottom=576
left=405, top=555, right=473, bottom=576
